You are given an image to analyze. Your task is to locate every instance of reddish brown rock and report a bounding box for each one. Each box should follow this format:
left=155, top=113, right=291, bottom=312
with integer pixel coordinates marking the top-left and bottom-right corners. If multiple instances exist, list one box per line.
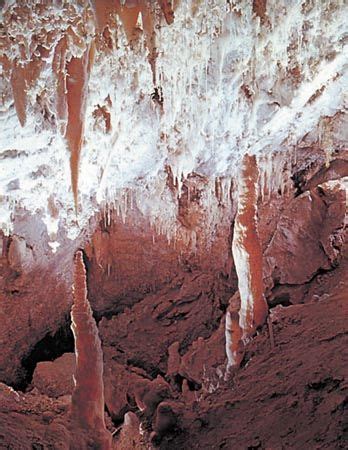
left=291, top=147, right=348, bottom=195
left=305, top=158, right=348, bottom=191
left=103, top=358, right=146, bottom=421
left=253, top=0, right=267, bottom=23
left=178, top=319, right=226, bottom=389
left=0, top=171, right=347, bottom=450
left=0, top=382, right=71, bottom=448
left=10, top=46, right=49, bottom=127
left=7, top=235, right=34, bottom=272
left=31, top=353, right=75, bottom=398
left=133, top=375, right=171, bottom=416
left=164, top=254, right=348, bottom=449
left=0, top=220, right=75, bottom=386
left=167, top=341, right=181, bottom=380
left=99, top=271, right=231, bottom=391
left=264, top=179, right=346, bottom=294
left=153, top=400, right=183, bottom=436
left=84, top=210, right=183, bottom=316
left=117, top=412, right=145, bottom=449
left=85, top=202, right=234, bottom=317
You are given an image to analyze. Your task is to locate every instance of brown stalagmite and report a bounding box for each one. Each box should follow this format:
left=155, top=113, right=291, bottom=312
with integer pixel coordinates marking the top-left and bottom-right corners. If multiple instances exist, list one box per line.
left=65, top=45, right=92, bottom=212
left=232, top=154, right=268, bottom=341
left=70, top=251, right=112, bottom=449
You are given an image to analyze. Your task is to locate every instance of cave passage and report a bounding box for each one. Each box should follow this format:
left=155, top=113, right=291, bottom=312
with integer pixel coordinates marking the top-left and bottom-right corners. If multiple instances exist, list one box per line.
left=16, top=320, right=74, bottom=391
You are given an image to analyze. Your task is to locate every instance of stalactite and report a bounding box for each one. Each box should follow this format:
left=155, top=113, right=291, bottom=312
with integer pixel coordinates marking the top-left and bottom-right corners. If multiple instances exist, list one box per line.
left=65, top=44, right=93, bottom=212
left=252, top=0, right=268, bottom=23
left=117, top=4, right=142, bottom=44
left=117, top=412, right=144, bottom=449
left=70, top=251, right=112, bottom=449
left=3, top=1, right=177, bottom=217
left=232, top=154, right=268, bottom=342
left=91, top=1, right=175, bottom=86
left=10, top=61, right=27, bottom=127
left=158, top=0, right=175, bottom=25
left=139, top=2, right=157, bottom=85
left=10, top=46, right=49, bottom=127
left=52, top=37, right=68, bottom=135
left=90, top=0, right=112, bottom=33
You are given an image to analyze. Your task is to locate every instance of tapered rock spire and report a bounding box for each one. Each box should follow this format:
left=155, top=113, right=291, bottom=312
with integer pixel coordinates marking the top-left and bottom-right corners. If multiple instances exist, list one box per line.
left=70, top=250, right=112, bottom=449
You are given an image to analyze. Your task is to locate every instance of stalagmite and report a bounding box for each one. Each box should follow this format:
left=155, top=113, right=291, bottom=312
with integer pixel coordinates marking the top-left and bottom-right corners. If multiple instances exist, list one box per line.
left=232, top=154, right=268, bottom=342
left=117, top=412, right=144, bottom=449
left=70, top=251, right=112, bottom=449
left=225, top=292, right=244, bottom=375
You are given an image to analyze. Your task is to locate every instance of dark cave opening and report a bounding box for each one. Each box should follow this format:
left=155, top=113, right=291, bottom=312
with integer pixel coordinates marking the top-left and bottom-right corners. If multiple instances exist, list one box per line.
left=268, top=293, right=292, bottom=308
left=14, top=319, right=74, bottom=391
left=173, top=374, right=202, bottom=392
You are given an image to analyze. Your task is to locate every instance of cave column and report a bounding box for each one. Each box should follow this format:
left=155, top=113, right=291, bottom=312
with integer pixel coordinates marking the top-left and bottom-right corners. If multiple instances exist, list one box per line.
left=230, top=154, right=268, bottom=344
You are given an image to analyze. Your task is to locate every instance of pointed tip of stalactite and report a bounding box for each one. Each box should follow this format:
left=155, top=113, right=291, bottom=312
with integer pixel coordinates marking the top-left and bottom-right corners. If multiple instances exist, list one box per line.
left=70, top=154, right=80, bottom=216
left=73, top=191, right=79, bottom=217
left=17, top=114, right=26, bottom=128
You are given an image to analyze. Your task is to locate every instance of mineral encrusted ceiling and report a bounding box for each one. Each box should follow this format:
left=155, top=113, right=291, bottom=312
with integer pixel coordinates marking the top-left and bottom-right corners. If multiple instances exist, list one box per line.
left=0, top=0, right=347, bottom=246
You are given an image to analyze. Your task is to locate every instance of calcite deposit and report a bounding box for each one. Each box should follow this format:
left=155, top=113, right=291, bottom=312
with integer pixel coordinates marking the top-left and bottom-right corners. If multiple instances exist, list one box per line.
left=0, top=0, right=347, bottom=449
left=70, top=251, right=112, bottom=449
